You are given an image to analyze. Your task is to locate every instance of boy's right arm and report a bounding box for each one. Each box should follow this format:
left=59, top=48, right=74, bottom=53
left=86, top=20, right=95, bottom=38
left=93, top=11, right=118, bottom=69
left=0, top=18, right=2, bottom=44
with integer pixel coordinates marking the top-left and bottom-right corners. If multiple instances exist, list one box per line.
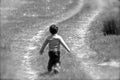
left=59, top=36, right=71, bottom=53
left=40, top=38, right=49, bottom=55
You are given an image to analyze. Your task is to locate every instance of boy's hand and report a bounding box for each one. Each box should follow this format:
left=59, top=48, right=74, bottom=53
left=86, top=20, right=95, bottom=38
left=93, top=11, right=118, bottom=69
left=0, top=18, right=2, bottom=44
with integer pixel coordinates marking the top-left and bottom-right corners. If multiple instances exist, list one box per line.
left=68, top=49, right=72, bottom=54
left=67, top=51, right=73, bottom=57
left=39, top=50, right=43, bottom=55
left=68, top=50, right=74, bottom=56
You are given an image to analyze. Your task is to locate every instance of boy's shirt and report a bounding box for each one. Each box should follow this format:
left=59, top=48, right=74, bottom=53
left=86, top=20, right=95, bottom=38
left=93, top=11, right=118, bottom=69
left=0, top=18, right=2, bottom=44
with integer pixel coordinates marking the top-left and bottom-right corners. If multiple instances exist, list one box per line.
left=40, top=34, right=70, bottom=53
left=48, top=35, right=60, bottom=51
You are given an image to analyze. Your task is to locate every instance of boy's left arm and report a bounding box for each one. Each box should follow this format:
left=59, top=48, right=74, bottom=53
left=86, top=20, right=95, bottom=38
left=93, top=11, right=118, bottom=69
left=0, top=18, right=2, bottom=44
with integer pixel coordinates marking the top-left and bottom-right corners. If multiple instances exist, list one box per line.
left=59, top=37, right=71, bottom=53
left=40, top=38, right=49, bottom=55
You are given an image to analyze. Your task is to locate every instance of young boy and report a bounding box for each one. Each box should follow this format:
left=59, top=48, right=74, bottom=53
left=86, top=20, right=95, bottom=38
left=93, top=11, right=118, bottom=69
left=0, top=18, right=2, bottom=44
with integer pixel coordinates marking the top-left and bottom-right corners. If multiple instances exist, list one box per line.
left=40, top=24, right=71, bottom=74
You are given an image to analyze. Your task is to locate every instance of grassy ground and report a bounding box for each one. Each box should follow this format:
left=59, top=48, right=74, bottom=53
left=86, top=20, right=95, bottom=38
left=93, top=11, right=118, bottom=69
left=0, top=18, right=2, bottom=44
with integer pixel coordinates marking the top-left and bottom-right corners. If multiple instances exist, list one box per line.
left=33, top=50, right=91, bottom=80
left=0, top=0, right=120, bottom=80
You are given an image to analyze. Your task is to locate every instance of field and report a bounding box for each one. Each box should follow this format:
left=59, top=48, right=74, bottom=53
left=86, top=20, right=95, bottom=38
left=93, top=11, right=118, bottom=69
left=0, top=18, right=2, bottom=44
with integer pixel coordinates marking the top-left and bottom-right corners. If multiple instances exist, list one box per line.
left=0, top=0, right=120, bottom=80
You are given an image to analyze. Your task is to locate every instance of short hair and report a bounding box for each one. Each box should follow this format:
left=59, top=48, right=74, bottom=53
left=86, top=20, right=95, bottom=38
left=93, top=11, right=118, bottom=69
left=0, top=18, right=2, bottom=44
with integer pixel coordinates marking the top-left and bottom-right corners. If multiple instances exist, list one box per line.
left=49, top=24, right=58, bottom=34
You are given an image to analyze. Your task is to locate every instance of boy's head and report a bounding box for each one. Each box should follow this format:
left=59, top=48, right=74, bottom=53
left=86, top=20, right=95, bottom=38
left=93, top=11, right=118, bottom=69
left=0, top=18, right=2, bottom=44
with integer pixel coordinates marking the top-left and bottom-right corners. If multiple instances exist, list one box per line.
left=49, top=24, right=58, bottom=35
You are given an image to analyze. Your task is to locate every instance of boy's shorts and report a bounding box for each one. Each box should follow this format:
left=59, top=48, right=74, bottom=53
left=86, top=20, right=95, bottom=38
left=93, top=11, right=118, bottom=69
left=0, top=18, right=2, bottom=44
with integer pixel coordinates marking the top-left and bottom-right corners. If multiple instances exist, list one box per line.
left=48, top=51, right=61, bottom=72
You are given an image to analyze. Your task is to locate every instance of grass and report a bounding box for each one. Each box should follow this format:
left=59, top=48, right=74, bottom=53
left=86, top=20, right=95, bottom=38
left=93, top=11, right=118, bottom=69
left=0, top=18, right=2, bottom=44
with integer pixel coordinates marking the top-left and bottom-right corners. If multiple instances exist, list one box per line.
left=33, top=49, right=91, bottom=80
left=1, top=0, right=120, bottom=80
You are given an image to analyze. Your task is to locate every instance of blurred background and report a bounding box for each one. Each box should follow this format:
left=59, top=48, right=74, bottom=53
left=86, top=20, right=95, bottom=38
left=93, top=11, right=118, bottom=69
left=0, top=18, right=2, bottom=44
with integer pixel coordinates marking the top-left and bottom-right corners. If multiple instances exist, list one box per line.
left=0, top=0, right=120, bottom=80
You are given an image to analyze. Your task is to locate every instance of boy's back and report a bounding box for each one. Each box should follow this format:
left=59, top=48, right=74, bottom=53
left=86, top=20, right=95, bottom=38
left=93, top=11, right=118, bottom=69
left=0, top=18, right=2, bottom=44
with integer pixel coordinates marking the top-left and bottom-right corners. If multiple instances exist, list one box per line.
left=45, top=34, right=70, bottom=52
left=48, top=34, right=61, bottom=51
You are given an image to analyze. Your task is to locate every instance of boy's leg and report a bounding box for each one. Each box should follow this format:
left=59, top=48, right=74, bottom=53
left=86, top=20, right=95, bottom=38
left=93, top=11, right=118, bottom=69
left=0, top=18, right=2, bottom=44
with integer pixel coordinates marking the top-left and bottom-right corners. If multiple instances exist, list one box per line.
left=48, top=51, right=55, bottom=72
left=53, top=51, right=61, bottom=73
left=53, top=62, right=61, bottom=74
left=47, top=59, right=53, bottom=72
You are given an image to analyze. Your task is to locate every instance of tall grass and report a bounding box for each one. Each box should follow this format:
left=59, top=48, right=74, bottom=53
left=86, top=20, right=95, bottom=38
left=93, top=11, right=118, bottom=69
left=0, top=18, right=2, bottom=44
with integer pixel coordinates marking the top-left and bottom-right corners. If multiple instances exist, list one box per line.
left=86, top=9, right=120, bottom=62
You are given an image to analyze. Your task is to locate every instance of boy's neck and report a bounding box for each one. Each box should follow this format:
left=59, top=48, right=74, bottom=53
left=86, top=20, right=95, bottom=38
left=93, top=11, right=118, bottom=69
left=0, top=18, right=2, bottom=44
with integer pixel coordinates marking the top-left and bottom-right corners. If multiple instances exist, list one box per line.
left=51, top=34, right=57, bottom=36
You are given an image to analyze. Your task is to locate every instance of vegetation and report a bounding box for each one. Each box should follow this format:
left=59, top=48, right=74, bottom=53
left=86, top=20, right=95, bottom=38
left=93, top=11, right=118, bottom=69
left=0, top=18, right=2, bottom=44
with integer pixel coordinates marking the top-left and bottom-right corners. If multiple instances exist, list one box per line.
left=103, top=18, right=120, bottom=36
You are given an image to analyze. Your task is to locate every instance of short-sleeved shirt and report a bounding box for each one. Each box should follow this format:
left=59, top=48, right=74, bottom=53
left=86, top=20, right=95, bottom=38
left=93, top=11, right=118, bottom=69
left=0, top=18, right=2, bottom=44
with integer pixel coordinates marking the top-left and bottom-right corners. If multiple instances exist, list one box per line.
left=47, top=34, right=61, bottom=51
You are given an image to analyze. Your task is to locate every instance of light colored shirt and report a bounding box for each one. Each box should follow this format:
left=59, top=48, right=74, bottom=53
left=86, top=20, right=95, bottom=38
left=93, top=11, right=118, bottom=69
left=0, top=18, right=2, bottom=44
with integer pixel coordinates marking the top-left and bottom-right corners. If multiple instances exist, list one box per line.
left=40, top=34, right=70, bottom=52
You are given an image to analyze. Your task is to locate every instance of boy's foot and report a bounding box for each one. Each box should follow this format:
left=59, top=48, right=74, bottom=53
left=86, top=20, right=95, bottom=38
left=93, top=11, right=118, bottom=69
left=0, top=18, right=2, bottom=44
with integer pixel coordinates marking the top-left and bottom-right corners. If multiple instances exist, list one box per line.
left=52, top=67, right=60, bottom=74
left=48, top=69, right=59, bottom=76
left=53, top=69, right=59, bottom=74
left=48, top=70, right=54, bottom=74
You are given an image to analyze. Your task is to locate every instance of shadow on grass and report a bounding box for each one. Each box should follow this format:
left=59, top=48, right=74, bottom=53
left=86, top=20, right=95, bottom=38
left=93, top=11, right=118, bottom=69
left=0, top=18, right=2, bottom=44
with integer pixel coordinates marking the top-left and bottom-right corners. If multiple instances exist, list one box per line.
left=39, top=71, right=58, bottom=77
left=39, top=71, right=50, bottom=77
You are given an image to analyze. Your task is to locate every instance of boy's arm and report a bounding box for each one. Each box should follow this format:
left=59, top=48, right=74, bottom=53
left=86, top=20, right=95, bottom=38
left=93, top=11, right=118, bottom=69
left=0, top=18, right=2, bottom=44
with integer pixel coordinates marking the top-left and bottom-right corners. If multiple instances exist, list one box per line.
left=59, top=37, right=71, bottom=53
left=40, top=38, right=49, bottom=55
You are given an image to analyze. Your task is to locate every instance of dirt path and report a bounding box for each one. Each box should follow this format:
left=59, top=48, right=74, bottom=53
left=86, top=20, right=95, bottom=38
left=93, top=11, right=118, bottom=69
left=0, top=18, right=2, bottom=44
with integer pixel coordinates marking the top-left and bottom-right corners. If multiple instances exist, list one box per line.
left=21, top=3, right=102, bottom=80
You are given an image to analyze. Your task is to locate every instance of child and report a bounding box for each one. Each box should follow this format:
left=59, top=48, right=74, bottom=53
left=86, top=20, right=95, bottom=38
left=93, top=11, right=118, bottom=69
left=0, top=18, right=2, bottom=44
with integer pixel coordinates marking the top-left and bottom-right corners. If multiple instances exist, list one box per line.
left=40, top=24, right=71, bottom=74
